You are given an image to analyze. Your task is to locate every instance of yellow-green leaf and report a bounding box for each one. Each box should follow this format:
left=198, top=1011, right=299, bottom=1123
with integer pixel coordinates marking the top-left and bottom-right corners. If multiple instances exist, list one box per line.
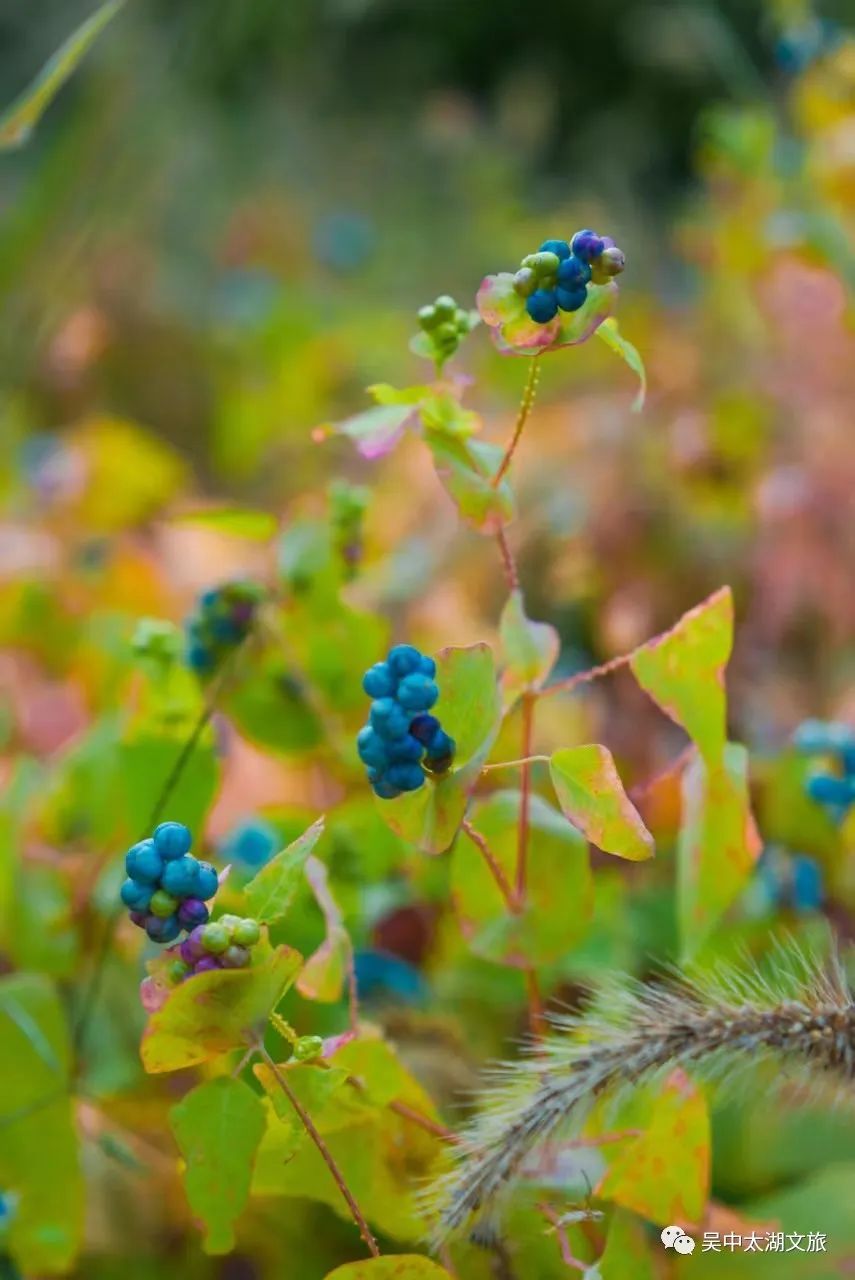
left=244, top=818, right=325, bottom=924
left=630, top=587, right=733, bottom=766
left=0, top=0, right=125, bottom=149
left=379, top=644, right=501, bottom=855
left=170, top=507, right=278, bottom=541
left=550, top=745, right=654, bottom=861
left=499, top=590, right=559, bottom=708
left=597, top=1069, right=710, bottom=1226
left=141, top=945, right=302, bottom=1073
left=597, top=1209, right=657, bottom=1280
left=452, top=789, right=592, bottom=968
left=170, top=1077, right=267, bottom=1254
left=323, top=1259, right=453, bottom=1280
left=425, top=432, right=515, bottom=534
left=596, top=318, right=647, bottom=411
left=677, top=743, right=762, bottom=960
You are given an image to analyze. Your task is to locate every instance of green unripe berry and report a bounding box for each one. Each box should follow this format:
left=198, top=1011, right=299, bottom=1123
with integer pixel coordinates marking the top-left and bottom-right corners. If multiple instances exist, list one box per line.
left=293, top=1034, right=324, bottom=1062
left=201, top=922, right=230, bottom=955
left=418, top=304, right=439, bottom=331
left=455, top=309, right=472, bottom=333
left=168, top=959, right=190, bottom=984
left=435, top=321, right=459, bottom=345
left=432, top=295, right=457, bottom=320
left=233, top=918, right=261, bottom=947
left=222, top=944, right=251, bottom=969
left=513, top=267, right=537, bottom=297
left=521, top=250, right=561, bottom=278
left=218, top=914, right=242, bottom=932
left=149, top=889, right=179, bottom=919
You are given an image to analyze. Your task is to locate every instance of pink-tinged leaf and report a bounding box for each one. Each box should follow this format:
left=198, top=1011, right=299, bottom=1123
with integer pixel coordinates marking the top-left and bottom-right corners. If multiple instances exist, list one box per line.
left=141, top=945, right=302, bottom=1073
left=297, top=854, right=352, bottom=1003
left=629, top=587, right=733, bottom=766
left=499, top=589, right=559, bottom=708
left=335, top=404, right=416, bottom=459
left=597, top=1069, right=710, bottom=1227
left=677, top=743, right=762, bottom=960
left=323, top=1257, right=454, bottom=1279
left=378, top=643, right=501, bottom=854
left=484, top=280, right=618, bottom=356
left=550, top=745, right=654, bottom=861
left=170, top=1077, right=267, bottom=1254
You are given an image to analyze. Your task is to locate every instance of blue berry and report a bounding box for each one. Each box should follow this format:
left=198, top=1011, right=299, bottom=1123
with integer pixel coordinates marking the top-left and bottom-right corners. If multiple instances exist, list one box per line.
left=370, top=698, right=411, bottom=741
left=539, top=239, right=571, bottom=261
left=178, top=898, right=209, bottom=930
left=187, top=643, right=214, bottom=673
left=409, top=713, right=440, bottom=745
left=418, top=654, right=437, bottom=678
left=145, top=914, right=181, bottom=944
left=357, top=726, right=390, bottom=769
left=153, top=822, right=192, bottom=861
left=556, top=285, right=588, bottom=313
left=373, top=778, right=402, bottom=800
left=525, top=289, right=559, bottom=324
left=161, top=855, right=201, bottom=899
left=570, top=228, right=605, bottom=263
left=386, top=644, right=423, bottom=677
left=792, top=855, right=823, bottom=912
left=793, top=719, right=834, bottom=754
left=396, top=673, right=438, bottom=712
left=120, top=878, right=154, bottom=912
left=195, top=861, right=219, bottom=901
left=362, top=662, right=396, bottom=698
left=385, top=762, right=425, bottom=792
left=386, top=733, right=425, bottom=763
left=125, top=839, right=163, bottom=885
left=557, top=255, right=592, bottom=288
left=806, top=773, right=852, bottom=806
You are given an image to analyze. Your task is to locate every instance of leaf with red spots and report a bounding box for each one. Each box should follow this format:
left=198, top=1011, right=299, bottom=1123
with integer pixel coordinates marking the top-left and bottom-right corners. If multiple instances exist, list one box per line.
left=550, top=745, right=654, bottom=861
left=597, top=1069, right=710, bottom=1227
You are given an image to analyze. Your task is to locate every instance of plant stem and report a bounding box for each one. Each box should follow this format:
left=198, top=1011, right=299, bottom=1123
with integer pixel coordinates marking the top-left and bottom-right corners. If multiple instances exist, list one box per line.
left=495, top=526, right=519, bottom=592
left=462, top=819, right=519, bottom=913
left=481, top=754, right=550, bottom=773
left=540, top=651, right=631, bottom=698
left=260, top=1047, right=380, bottom=1258
left=515, top=693, right=535, bottom=902
left=387, top=1099, right=459, bottom=1144
left=492, top=354, right=541, bottom=489
left=525, top=969, right=547, bottom=1039
left=539, top=1202, right=587, bottom=1274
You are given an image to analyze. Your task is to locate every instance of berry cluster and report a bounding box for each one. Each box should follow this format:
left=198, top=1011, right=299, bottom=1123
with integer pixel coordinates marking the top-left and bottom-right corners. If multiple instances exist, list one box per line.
left=120, top=822, right=219, bottom=945
left=357, top=645, right=455, bottom=799
left=185, top=580, right=264, bottom=675
left=416, top=294, right=475, bottom=364
left=794, top=719, right=855, bottom=822
left=512, top=229, right=626, bottom=325
left=167, top=914, right=262, bottom=982
left=329, top=479, right=370, bottom=578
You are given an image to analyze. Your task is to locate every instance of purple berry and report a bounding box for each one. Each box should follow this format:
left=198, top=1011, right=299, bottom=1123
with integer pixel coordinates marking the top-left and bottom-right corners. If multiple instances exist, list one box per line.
left=129, top=910, right=147, bottom=929
left=178, top=897, right=209, bottom=930
left=145, top=914, right=181, bottom=944
left=570, top=228, right=605, bottom=263
left=409, top=713, right=440, bottom=745
left=193, top=956, right=222, bottom=974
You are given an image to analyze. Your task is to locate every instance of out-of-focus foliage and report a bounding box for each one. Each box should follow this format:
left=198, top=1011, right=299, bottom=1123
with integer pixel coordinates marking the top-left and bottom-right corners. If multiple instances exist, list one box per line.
left=1, top=0, right=854, bottom=1277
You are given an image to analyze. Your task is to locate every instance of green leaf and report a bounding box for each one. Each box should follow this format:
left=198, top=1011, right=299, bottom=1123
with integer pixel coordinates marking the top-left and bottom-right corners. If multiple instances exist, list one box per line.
left=141, top=945, right=302, bottom=1073
left=170, top=507, right=278, bottom=541
left=224, top=658, right=322, bottom=755
left=323, top=1259, right=453, bottom=1280
left=254, top=1062, right=359, bottom=1141
left=0, top=974, right=83, bottom=1274
left=597, top=1069, right=710, bottom=1226
left=0, top=0, right=125, bottom=149
left=418, top=391, right=481, bottom=440
left=549, top=745, right=654, bottom=861
left=379, top=644, right=501, bottom=855
left=499, top=590, right=560, bottom=708
left=596, top=319, right=647, bottom=411
left=424, top=431, right=515, bottom=534
left=452, top=790, right=592, bottom=967
left=170, top=1077, right=267, bottom=1254
left=297, top=855, right=350, bottom=1003
left=244, top=818, right=325, bottom=924
left=367, top=383, right=433, bottom=406
left=677, top=743, right=762, bottom=960
left=118, top=726, right=219, bottom=840
left=597, top=1210, right=656, bottom=1280
left=629, top=587, right=733, bottom=766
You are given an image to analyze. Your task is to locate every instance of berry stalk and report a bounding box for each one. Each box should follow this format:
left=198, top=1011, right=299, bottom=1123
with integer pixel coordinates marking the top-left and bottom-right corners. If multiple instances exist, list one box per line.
left=491, top=354, right=541, bottom=489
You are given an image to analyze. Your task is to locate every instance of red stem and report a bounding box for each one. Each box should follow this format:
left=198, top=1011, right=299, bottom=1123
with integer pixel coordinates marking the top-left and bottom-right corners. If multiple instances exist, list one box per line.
left=462, top=819, right=520, bottom=913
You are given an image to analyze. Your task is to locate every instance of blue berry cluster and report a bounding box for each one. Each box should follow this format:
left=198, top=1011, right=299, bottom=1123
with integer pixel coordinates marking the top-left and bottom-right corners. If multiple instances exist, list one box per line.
left=755, top=846, right=824, bottom=915
left=185, top=580, right=264, bottom=675
left=513, top=229, right=626, bottom=325
left=120, top=822, right=219, bottom=945
left=794, top=719, right=855, bottom=823
left=357, top=645, right=455, bottom=799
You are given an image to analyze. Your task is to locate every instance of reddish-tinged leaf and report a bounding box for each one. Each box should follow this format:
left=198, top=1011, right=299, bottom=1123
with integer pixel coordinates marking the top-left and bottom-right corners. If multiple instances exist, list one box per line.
left=425, top=431, right=515, bottom=534
left=550, top=745, right=654, bottom=861
left=677, top=743, right=762, bottom=960
left=597, top=1069, right=710, bottom=1227
left=630, top=588, right=733, bottom=766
